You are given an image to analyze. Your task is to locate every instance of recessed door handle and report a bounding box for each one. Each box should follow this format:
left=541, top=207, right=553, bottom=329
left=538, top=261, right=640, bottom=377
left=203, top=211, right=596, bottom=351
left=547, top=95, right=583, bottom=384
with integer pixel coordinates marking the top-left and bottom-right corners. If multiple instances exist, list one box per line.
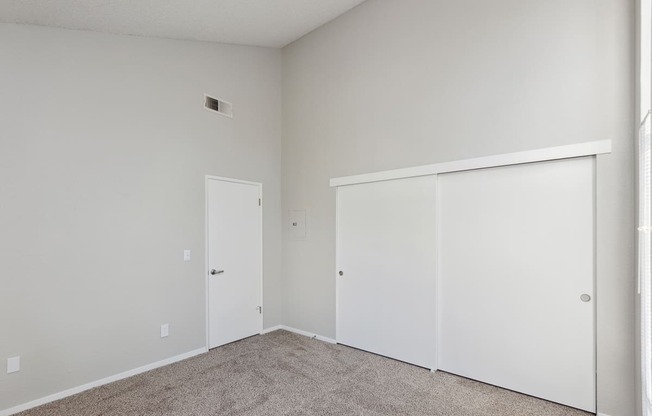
left=210, top=269, right=224, bottom=275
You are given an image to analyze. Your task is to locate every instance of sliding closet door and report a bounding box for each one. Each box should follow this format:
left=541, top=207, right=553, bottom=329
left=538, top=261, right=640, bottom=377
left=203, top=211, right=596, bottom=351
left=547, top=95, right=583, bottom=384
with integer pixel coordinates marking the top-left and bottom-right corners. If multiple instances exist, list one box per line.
left=438, top=157, right=595, bottom=412
left=337, top=176, right=437, bottom=369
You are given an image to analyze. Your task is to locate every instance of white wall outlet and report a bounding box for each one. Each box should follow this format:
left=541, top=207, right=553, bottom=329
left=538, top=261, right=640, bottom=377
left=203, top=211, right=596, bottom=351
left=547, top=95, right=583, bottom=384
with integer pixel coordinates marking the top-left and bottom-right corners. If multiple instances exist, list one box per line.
left=183, top=250, right=191, bottom=261
left=7, top=356, right=20, bottom=374
left=160, top=324, right=169, bottom=338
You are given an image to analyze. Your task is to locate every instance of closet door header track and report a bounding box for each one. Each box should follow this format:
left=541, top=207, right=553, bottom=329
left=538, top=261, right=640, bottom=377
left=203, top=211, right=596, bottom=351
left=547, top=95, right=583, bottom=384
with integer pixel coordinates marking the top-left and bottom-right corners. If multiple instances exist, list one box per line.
left=330, top=140, right=611, bottom=187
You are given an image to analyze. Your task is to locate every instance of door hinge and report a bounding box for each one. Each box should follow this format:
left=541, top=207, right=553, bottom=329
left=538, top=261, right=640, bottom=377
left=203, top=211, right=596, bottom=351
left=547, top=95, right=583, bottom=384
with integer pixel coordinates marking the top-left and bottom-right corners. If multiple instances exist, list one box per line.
left=258, top=198, right=261, bottom=206
left=256, top=306, right=262, bottom=314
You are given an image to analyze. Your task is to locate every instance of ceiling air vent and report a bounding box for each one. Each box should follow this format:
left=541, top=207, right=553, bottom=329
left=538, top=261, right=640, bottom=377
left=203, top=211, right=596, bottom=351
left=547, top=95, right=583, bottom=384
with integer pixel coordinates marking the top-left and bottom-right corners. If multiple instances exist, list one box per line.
left=204, top=95, right=233, bottom=118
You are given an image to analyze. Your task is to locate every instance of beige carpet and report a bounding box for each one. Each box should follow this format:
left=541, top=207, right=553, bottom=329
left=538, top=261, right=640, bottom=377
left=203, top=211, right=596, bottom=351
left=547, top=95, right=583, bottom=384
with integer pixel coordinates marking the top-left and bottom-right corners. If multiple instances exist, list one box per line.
left=18, top=330, right=592, bottom=416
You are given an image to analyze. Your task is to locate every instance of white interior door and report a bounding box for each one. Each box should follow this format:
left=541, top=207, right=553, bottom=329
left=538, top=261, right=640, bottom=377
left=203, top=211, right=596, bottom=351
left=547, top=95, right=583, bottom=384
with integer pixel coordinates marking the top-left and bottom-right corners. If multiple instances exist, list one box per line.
left=337, top=176, right=437, bottom=369
left=438, top=157, right=595, bottom=412
left=207, top=177, right=262, bottom=349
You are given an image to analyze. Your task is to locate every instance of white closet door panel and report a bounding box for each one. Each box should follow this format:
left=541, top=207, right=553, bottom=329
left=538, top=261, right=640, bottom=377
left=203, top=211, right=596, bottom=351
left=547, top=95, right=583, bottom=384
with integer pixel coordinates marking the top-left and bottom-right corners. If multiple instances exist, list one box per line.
left=438, top=157, right=595, bottom=412
left=337, top=176, right=437, bottom=369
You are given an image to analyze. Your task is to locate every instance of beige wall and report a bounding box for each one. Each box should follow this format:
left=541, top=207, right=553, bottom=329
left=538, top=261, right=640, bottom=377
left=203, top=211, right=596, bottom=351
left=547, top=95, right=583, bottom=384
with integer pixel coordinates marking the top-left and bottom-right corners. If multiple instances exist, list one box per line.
left=0, top=24, right=282, bottom=411
left=281, top=0, right=635, bottom=414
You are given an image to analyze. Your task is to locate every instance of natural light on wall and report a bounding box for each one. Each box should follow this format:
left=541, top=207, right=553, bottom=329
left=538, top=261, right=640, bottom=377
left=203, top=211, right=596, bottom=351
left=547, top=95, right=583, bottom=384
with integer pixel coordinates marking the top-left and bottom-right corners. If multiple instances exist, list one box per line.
left=641, top=1, right=652, bottom=415
left=641, top=109, right=651, bottom=416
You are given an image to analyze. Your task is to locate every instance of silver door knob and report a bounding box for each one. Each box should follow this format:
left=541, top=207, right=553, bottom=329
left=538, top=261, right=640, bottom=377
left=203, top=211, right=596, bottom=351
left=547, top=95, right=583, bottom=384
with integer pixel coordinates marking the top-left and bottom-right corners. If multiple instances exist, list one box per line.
left=580, top=294, right=591, bottom=302
left=210, top=269, right=225, bottom=275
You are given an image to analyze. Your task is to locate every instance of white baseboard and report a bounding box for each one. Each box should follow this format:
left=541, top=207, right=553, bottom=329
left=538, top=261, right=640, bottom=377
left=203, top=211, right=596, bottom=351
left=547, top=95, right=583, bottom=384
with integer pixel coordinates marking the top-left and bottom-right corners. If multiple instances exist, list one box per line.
left=596, top=413, right=613, bottom=416
left=264, top=325, right=336, bottom=344
left=0, top=347, right=207, bottom=416
left=261, top=325, right=282, bottom=334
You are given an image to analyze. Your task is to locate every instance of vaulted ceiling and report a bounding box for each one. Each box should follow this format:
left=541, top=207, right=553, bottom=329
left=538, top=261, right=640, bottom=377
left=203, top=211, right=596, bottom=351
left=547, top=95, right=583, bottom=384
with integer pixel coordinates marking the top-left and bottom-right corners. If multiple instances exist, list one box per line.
left=0, top=0, right=367, bottom=47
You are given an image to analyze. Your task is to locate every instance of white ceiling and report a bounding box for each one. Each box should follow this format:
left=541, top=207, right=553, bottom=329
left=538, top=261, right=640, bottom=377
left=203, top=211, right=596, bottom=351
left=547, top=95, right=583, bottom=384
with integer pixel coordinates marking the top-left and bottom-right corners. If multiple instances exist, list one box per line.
left=0, top=0, right=367, bottom=48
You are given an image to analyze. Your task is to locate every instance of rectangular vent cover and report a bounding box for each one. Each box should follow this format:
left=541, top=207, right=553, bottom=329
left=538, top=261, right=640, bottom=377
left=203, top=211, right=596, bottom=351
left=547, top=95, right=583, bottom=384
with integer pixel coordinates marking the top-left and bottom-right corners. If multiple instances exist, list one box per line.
left=204, top=95, right=233, bottom=118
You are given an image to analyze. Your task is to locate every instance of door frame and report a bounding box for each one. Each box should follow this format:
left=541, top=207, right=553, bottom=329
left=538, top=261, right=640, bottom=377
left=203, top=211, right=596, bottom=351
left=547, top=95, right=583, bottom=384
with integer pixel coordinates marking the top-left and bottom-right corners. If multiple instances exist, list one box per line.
left=204, top=175, right=264, bottom=350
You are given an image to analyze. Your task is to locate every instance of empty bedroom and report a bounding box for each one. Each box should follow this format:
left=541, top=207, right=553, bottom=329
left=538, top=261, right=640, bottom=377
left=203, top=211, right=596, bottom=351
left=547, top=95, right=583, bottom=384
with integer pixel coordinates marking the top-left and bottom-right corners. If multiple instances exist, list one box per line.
left=0, top=0, right=645, bottom=415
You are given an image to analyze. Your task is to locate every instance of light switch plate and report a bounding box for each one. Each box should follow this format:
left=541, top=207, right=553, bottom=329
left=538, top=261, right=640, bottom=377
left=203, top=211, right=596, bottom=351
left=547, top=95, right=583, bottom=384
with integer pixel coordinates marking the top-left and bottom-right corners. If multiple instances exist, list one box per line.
left=183, top=250, right=191, bottom=261
left=160, top=324, right=169, bottom=338
left=7, top=356, right=20, bottom=374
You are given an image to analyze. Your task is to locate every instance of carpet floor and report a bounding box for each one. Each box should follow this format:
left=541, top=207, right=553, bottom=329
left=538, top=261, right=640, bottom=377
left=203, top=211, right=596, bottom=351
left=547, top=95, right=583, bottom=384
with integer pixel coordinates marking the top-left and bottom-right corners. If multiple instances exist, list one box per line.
left=18, top=330, right=592, bottom=416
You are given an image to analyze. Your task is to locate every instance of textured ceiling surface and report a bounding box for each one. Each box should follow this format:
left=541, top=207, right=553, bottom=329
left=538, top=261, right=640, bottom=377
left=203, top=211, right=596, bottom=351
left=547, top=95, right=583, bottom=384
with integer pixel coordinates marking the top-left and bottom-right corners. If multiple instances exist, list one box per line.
left=0, top=0, right=367, bottom=47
